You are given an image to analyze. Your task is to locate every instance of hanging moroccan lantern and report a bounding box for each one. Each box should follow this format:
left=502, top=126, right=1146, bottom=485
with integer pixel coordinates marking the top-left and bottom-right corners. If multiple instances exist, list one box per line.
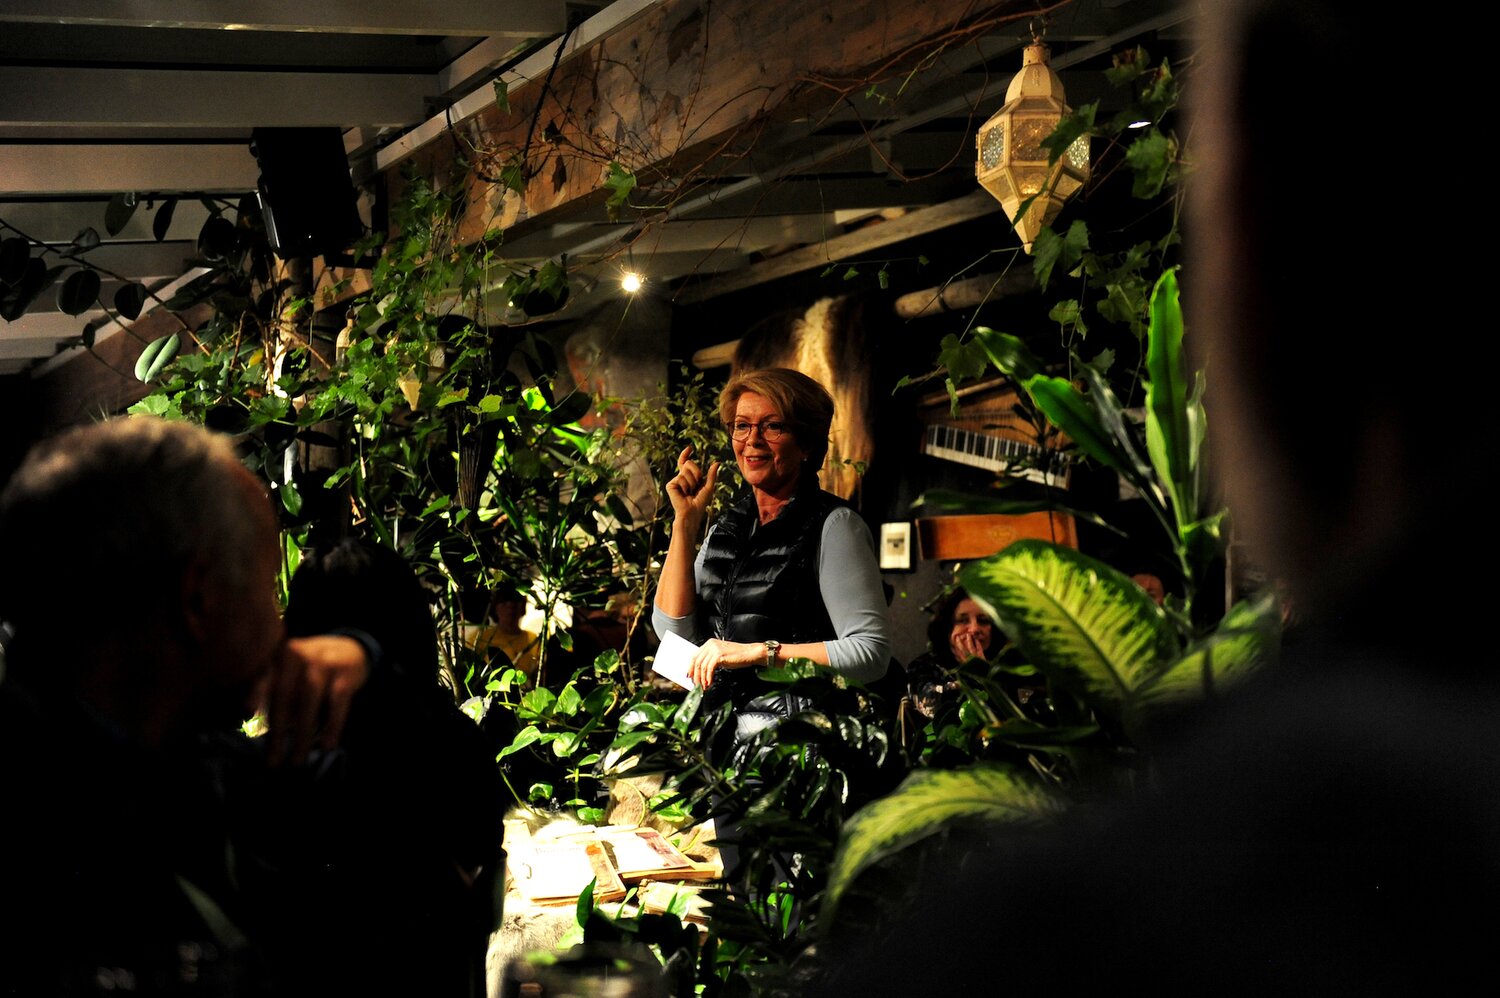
left=976, top=38, right=1090, bottom=253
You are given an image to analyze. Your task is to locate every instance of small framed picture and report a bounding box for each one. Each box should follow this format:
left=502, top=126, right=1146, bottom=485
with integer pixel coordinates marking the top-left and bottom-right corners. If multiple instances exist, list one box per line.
left=879, top=521, right=914, bottom=572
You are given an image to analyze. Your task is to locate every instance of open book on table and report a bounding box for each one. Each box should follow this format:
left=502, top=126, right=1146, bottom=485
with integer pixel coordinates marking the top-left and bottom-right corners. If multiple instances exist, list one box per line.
left=552, top=824, right=722, bottom=883
left=508, top=819, right=724, bottom=906
left=510, top=837, right=629, bottom=905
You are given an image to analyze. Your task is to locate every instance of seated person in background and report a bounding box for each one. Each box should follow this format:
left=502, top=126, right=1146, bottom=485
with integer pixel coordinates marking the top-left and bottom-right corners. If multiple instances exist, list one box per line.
left=468, top=586, right=543, bottom=681
left=903, top=588, right=998, bottom=720
left=903, top=588, right=1044, bottom=730
left=0, top=417, right=371, bottom=995
left=1129, top=571, right=1166, bottom=607
left=274, top=538, right=507, bottom=997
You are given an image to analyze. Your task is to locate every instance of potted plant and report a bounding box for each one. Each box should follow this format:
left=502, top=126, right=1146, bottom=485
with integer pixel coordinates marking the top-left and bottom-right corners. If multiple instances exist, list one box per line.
left=820, top=268, right=1283, bottom=932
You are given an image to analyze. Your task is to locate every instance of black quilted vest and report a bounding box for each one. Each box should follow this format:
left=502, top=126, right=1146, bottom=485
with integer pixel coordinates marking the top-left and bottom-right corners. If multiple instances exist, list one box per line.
left=697, top=483, right=844, bottom=706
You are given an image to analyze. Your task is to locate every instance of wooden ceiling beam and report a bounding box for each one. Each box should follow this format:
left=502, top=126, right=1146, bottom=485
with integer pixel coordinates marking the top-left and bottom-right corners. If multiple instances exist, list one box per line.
left=381, top=0, right=1037, bottom=247
left=0, top=1, right=566, bottom=38
left=673, top=188, right=1002, bottom=304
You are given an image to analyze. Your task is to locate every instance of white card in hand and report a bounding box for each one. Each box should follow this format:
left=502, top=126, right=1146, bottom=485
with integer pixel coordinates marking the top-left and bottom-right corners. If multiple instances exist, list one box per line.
left=651, top=631, right=700, bottom=690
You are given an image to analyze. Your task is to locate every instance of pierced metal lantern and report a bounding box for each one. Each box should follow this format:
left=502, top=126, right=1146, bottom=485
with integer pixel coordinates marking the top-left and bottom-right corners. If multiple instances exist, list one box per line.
left=976, top=40, right=1090, bottom=253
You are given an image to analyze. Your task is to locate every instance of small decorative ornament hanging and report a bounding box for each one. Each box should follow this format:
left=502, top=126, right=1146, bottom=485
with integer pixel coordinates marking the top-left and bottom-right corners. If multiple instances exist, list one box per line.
left=976, top=32, right=1090, bottom=253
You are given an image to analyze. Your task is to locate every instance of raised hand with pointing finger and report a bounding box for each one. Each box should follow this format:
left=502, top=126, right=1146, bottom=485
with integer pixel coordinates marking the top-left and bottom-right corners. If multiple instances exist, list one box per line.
left=665, top=444, right=720, bottom=534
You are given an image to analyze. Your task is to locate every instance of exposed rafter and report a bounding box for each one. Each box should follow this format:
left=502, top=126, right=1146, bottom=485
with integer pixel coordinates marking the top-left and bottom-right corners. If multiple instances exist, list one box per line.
left=0, top=1, right=566, bottom=38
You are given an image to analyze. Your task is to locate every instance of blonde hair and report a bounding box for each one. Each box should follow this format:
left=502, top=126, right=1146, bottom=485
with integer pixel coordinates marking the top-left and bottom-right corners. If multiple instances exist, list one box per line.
left=719, top=367, right=835, bottom=472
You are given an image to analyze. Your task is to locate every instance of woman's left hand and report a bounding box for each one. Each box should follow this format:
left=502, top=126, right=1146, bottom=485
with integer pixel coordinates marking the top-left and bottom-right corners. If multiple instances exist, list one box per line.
left=688, top=639, right=763, bottom=688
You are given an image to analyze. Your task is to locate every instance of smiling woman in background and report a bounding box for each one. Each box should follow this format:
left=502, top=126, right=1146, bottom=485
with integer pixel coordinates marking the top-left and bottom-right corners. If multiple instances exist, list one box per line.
left=651, top=367, right=890, bottom=743
left=903, top=589, right=999, bottom=721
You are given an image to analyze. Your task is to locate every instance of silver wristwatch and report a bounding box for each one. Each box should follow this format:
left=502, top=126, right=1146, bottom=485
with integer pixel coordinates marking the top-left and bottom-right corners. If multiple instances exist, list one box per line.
left=763, top=639, right=781, bottom=669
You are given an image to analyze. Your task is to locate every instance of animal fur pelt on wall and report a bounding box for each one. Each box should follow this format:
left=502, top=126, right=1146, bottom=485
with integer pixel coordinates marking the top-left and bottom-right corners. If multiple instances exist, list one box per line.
left=732, top=295, right=873, bottom=501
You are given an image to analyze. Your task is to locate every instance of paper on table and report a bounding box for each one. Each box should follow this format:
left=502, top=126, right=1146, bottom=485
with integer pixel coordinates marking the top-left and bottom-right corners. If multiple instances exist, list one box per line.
left=651, top=630, right=699, bottom=690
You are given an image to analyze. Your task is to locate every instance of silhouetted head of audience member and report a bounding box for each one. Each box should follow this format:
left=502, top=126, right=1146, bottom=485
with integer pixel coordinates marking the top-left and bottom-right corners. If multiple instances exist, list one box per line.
left=1188, top=0, right=1481, bottom=648
left=284, top=537, right=440, bottom=681
left=0, top=416, right=282, bottom=748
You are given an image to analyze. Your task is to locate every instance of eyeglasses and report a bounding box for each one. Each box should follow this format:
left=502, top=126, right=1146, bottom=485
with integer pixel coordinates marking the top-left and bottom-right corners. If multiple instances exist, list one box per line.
left=729, top=419, right=791, bottom=442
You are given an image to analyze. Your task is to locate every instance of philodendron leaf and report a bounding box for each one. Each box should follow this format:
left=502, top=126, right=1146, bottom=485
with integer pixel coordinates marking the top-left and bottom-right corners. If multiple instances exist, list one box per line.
left=114, top=281, right=149, bottom=321
left=496, top=725, right=542, bottom=761
left=0, top=236, right=29, bottom=284
left=1136, top=590, right=1280, bottom=711
left=105, top=192, right=138, bottom=236
left=960, top=540, right=1179, bottom=716
left=60, top=227, right=100, bottom=258
left=825, top=763, right=1065, bottom=918
left=1143, top=268, right=1196, bottom=525
left=57, top=268, right=102, bottom=316
left=152, top=197, right=178, bottom=242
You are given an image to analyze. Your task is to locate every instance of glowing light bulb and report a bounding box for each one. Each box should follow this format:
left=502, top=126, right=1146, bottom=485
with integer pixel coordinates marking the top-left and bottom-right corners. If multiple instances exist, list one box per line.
left=621, top=272, right=643, bottom=294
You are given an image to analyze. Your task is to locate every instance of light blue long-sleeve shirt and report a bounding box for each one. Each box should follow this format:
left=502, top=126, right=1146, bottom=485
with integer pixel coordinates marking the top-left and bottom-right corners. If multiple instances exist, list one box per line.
left=650, top=506, right=892, bottom=683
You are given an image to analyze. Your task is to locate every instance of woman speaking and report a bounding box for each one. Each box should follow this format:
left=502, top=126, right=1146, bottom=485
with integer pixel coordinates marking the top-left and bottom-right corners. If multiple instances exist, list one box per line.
left=651, top=368, right=891, bottom=738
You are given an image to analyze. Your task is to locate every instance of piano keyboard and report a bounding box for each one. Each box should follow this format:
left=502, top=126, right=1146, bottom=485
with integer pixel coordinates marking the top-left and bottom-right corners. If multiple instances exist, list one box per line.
left=923, top=422, right=1065, bottom=487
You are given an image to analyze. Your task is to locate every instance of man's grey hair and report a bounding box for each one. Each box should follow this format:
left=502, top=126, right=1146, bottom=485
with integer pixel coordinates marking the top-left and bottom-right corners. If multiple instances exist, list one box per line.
left=0, top=417, right=269, bottom=641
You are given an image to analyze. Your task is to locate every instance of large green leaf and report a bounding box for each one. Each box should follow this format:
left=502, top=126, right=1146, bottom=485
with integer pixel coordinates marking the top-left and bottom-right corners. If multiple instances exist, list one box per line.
left=1136, top=591, right=1280, bottom=710
left=824, top=763, right=1065, bottom=918
left=1143, top=269, right=1196, bottom=526
left=1077, top=363, right=1164, bottom=509
left=960, top=541, right=1179, bottom=715
left=972, top=327, right=1044, bottom=383
left=1025, top=375, right=1138, bottom=482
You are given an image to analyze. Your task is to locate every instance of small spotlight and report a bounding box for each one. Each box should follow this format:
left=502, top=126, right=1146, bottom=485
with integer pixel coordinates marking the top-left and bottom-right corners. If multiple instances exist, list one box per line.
left=621, top=272, right=644, bottom=294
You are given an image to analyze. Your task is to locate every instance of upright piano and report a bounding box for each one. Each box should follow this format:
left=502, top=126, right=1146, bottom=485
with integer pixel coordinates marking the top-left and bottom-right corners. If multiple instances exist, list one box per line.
left=917, top=377, right=1069, bottom=488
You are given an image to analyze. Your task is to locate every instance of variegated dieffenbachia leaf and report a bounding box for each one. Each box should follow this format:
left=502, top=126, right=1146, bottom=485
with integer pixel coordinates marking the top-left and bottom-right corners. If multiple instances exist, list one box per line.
left=824, top=763, right=1065, bottom=918
left=1136, top=590, right=1281, bottom=710
left=960, top=540, right=1180, bottom=716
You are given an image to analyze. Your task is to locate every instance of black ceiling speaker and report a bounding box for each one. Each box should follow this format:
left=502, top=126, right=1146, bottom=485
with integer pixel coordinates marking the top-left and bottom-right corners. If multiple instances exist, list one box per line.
left=250, top=127, right=363, bottom=260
